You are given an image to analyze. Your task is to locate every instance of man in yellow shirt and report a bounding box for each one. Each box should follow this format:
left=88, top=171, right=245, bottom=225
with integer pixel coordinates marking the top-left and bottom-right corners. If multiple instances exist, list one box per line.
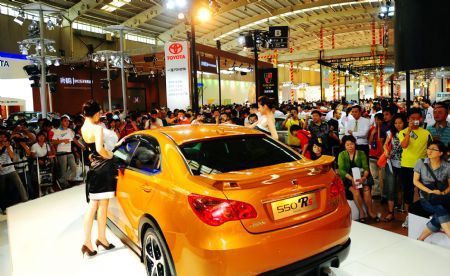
left=398, top=108, right=432, bottom=225
left=282, top=107, right=304, bottom=149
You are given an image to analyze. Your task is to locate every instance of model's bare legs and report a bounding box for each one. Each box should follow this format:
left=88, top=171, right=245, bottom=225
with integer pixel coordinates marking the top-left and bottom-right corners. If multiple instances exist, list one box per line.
left=97, top=199, right=110, bottom=245
left=83, top=200, right=99, bottom=250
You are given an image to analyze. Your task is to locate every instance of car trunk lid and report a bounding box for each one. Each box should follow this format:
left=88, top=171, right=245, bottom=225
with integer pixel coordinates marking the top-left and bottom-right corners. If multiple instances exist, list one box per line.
left=204, top=156, right=338, bottom=233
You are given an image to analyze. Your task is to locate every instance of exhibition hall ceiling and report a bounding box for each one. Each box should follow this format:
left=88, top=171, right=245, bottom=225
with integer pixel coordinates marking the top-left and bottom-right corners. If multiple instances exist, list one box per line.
left=3, top=0, right=392, bottom=67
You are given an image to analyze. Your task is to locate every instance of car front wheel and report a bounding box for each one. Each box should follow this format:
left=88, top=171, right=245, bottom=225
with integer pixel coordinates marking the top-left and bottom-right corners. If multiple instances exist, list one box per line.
left=143, top=227, right=174, bottom=276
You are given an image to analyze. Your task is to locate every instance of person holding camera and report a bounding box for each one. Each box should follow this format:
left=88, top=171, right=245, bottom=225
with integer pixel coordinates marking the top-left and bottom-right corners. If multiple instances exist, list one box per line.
left=11, top=128, right=34, bottom=199
left=0, top=131, right=28, bottom=214
left=413, top=140, right=450, bottom=240
left=399, top=108, right=433, bottom=228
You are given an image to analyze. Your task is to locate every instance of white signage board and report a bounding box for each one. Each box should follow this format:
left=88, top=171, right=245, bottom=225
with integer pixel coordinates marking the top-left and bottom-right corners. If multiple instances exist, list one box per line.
left=436, top=92, right=450, bottom=102
left=164, top=41, right=191, bottom=110
left=0, top=53, right=31, bottom=79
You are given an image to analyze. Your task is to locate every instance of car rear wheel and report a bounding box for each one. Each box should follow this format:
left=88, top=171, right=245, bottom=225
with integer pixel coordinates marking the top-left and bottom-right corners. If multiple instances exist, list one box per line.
left=143, top=227, right=174, bottom=276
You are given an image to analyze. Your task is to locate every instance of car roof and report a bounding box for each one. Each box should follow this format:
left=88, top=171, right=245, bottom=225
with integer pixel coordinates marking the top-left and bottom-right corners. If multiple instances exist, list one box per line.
left=154, top=124, right=264, bottom=145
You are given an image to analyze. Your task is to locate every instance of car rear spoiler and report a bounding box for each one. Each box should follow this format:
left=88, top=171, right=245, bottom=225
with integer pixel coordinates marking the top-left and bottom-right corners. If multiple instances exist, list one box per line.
left=203, top=156, right=335, bottom=190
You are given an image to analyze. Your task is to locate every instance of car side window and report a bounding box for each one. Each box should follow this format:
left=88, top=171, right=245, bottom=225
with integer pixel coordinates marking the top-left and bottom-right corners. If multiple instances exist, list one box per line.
left=113, top=139, right=140, bottom=168
left=129, top=139, right=161, bottom=174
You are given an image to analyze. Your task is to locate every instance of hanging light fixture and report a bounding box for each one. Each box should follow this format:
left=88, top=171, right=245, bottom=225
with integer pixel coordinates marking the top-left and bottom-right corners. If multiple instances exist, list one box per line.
left=56, top=15, right=63, bottom=26
left=378, top=0, right=395, bottom=19
left=14, top=10, right=25, bottom=25
left=47, top=44, right=56, bottom=52
left=47, top=19, right=55, bottom=30
left=54, top=59, right=60, bottom=66
left=46, top=59, right=52, bottom=66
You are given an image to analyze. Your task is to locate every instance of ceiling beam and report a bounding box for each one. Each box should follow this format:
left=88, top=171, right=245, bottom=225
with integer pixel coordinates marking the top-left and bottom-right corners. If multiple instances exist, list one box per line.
left=121, top=3, right=164, bottom=28
left=62, top=0, right=104, bottom=26
left=221, top=13, right=380, bottom=52
left=276, top=45, right=393, bottom=63
left=199, top=0, right=377, bottom=43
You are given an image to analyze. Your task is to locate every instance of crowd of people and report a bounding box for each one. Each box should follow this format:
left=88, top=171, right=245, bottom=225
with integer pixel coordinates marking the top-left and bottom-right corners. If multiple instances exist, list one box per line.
left=1, top=96, right=449, bottom=240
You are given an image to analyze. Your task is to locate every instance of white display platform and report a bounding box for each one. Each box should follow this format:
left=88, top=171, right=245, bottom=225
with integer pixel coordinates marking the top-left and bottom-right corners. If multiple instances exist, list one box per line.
left=5, top=185, right=450, bottom=276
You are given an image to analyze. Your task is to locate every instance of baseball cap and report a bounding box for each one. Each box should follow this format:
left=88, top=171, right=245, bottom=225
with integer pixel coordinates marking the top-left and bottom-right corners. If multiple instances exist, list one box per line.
left=61, top=114, right=71, bottom=120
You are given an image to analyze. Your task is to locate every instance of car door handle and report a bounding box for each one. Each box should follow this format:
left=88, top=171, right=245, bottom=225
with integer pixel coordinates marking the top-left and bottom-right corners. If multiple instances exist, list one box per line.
left=141, top=184, right=152, bottom=193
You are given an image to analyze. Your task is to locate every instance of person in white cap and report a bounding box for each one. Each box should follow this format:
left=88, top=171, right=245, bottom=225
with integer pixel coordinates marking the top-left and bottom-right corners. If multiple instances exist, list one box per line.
left=52, top=114, right=84, bottom=189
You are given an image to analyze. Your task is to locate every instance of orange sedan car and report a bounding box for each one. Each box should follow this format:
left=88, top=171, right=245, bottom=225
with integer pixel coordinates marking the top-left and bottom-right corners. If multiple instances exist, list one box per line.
left=107, top=125, right=351, bottom=276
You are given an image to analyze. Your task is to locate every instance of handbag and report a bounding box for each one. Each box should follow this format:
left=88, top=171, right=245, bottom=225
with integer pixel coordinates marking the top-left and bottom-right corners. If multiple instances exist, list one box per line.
left=369, top=126, right=383, bottom=158
left=423, top=161, right=449, bottom=192
left=377, top=153, right=388, bottom=168
left=376, top=133, right=393, bottom=168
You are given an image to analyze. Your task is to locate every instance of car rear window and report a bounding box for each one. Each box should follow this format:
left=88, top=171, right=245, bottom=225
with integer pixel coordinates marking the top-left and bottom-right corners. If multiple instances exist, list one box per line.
left=179, top=135, right=300, bottom=175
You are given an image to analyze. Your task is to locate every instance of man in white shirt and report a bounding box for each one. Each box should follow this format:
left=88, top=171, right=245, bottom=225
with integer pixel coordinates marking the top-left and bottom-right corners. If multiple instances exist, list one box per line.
left=271, top=106, right=285, bottom=119
left=345, top=105, right=371, bottom=157
left=52, top=115, right=84, bottom=189
left=421, top=99, right=435, bottom=128
left=145, top=109, right=163, bottom=129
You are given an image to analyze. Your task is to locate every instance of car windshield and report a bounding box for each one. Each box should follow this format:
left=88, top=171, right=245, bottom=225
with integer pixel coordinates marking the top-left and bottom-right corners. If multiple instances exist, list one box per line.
left=179, top=135, right=300, bottom=175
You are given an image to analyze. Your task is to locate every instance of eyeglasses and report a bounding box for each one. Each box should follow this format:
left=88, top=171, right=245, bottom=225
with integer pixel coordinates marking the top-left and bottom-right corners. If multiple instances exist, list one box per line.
left=427, top=148, right=440, bottom=152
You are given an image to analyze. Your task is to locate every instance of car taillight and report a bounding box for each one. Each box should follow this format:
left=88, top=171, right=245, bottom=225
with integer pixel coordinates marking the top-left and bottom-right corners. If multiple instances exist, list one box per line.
left=188, top=194, right=257, bottom=226
left=330, top=175, right=345, bottom=198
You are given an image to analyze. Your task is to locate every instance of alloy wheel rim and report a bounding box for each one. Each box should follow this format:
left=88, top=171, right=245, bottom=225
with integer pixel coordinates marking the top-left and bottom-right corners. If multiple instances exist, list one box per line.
left=145, top=233, right=166, bottom=276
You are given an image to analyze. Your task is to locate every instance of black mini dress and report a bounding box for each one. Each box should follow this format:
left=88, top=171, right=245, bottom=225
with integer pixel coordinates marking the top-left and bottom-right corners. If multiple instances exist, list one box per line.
left=85, top=143, right=117, bottom=202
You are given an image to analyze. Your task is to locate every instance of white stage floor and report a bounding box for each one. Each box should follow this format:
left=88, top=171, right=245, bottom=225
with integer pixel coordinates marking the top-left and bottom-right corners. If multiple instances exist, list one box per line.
left=3, top=185, right=450, bottom=276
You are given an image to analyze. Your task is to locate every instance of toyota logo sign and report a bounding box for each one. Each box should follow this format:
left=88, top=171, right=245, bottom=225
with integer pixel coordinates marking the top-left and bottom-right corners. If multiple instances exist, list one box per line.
left=169, top=43, right=183, bottom=55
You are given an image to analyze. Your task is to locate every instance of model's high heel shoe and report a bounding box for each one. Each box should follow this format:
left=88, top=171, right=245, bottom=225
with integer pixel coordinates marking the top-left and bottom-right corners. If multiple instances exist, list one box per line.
left=95, top=239, right=115, bottom=250
left=81, top=245, right=97, bottom=257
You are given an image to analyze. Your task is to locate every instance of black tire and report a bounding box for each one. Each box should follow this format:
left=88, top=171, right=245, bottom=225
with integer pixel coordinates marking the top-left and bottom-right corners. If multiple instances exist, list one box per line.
left=142, top=227, right=175, bottom=276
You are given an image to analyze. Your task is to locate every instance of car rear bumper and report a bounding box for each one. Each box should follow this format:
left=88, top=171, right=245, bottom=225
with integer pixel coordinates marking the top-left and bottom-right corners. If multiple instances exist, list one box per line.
left=171, top=202, right=351, bottom=276
left=260, top=238, right=351, bottom=276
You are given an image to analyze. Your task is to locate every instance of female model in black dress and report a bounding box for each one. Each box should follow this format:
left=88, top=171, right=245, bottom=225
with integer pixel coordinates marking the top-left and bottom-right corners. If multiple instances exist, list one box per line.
left=80, top=100, right=117, bottom=257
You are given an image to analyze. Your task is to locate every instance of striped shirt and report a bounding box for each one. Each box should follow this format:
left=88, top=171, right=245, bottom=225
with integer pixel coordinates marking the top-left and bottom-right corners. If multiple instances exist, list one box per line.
left=0, top=146, right=16, bottom=175
left=427, top=123, right=450, bottom=148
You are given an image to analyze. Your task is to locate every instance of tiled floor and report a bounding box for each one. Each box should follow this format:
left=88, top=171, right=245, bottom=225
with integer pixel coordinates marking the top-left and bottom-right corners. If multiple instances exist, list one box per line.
left=2, top=185, right=449, bottom=276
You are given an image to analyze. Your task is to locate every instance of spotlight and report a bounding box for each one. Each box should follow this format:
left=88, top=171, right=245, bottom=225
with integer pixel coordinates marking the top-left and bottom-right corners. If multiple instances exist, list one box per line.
left=46, top=59, right=52, bottom=66
left=178, top=0, right=187, bottom=8
left=93, top=55, right=99, bottom=62
left=28, top=20, right=40, bottom=37
left=56, top=15, right=63, bottom=26
left=100, top=55, right=106, bottom=62
left=54, top=59, right=60, bottom=66
left=19, top=44, right=28, bottom=55
left=238, top=35, right=245, bottom=45
left=166, top=0, right=175, bottom=10
left=46, top=74, right=58, bottom=83
left=29, top=75, right=40, bottom=88
left=36, top=43, right=41, bottom=51
left=47, top=19, right=55, bottom=30
left=14, top=10, right=25, bottom=25
left=197, top=7, right=211, bottom=22
left=100, top=79, right=109, bottom=89
left=49, top=83, right=57, bottom=93
left=47, top=44, right=56, bottom=53
left=178, top=12, right=185, bottom=20
left=23, top=65, right=41, bottom=75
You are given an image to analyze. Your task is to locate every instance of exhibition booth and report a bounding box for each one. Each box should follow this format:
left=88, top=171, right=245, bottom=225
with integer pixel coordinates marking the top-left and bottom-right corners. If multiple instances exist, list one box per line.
left=0, top=52, right=33, bottom=118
